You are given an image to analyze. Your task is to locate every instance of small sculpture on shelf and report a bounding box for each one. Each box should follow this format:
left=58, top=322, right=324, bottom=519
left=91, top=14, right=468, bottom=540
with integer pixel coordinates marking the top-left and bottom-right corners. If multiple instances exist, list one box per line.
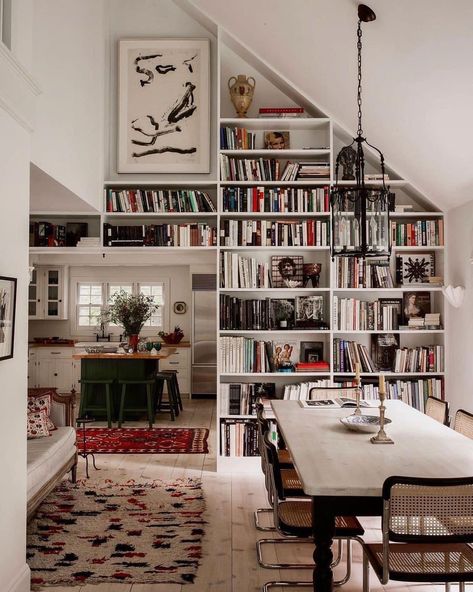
left=303, top=263, right=322, bottom=288
left=338, top=145, right=357, bottom=180
left=228, top=75, right=255, bottom=118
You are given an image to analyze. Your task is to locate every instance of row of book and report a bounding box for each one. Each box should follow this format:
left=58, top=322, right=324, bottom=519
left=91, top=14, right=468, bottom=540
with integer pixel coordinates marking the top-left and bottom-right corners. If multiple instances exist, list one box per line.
left=258, top=107, right=305, bottom=118
left=391, top=219, right=444, bottom=247
left=220, top=382, right=276, bottom=415
left=333, top=296, right=401, bottom=331
left=336, top=257, right=394, bottom=288
left=393, top=346, right=444, bottom=373
left=220, top=419, right=259, bottom=456
left=221, top=186, right=330, bottom=213
left=220, top=295, right=276, bottom=331
left=220, top=219, right=330, bottom=247
left=220, top=252, right=271, bottom=289
left=333, top=339, right=377, bottom=373
left=280, top=161, right=330, bottom=181
left=220, top=126, right=256, bottom=150
left=103, top=223, right=217, bottom=247
left=104, top=189, right=216, bottom=213
left=220, top=337, right=272, bottom=374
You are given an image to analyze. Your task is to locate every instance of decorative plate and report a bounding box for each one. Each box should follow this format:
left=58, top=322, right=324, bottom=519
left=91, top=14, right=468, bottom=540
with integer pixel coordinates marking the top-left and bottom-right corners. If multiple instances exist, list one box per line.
left=340, top=414, right=392, bottom=433
left=85, top=346, right=104, bottom=354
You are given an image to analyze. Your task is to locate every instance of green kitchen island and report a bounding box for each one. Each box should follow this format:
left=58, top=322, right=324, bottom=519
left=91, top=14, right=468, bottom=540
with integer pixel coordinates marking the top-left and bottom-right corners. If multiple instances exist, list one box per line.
left=73, top=349, right=175, bottom=421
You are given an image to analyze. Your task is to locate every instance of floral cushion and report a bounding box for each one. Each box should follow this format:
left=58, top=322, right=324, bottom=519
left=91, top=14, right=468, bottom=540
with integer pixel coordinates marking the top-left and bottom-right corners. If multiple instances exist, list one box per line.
left=27, top=411, right=50, bottom=439
left=27, top=392, right=56, bottom=431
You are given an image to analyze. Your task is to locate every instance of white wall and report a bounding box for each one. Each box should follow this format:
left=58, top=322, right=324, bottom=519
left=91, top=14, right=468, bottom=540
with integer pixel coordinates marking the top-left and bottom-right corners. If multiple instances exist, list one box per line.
left=105, top=0, right=217, bottom=183
left=31, top=0, right=105, bottom=210
left=0, top=110, right=31, bottom=592
left=446, top=200, right=473, bottom=415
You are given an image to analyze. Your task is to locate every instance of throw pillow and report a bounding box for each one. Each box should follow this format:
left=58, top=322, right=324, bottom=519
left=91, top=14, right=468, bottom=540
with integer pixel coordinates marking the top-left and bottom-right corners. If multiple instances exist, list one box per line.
left=27, top=411, right=50, bottom=439
left=27, top=393, right=56, bottom=431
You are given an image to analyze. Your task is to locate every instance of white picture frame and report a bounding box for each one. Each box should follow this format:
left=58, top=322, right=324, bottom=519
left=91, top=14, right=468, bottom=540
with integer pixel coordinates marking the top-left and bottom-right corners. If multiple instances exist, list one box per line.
left=118, top=38, right=210, bottom=173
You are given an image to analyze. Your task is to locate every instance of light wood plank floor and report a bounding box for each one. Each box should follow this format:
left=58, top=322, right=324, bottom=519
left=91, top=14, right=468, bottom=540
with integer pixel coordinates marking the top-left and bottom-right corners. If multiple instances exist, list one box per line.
left=36, top=399, right=464, bottom=592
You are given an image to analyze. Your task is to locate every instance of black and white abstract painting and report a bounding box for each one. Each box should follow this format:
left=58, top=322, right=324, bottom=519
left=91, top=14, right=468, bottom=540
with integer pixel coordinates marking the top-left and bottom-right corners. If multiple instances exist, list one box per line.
left=118, top=39, right=210, bottom=173
left=0, top=276, right=16, bottom=361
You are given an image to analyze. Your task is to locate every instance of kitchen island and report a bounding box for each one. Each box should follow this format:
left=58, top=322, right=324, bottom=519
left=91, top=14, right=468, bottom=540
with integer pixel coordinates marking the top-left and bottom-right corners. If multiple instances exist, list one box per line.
left=73, top=349, right=175, bottom=421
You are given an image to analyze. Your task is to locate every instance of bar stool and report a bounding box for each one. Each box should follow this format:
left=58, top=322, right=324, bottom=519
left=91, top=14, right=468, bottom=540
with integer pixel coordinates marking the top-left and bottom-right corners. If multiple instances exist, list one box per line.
left=155, top=372, right=179, bottom=421
left=118, top=378, right=155, bottom=428
left=161, top=370, right=183, bottom=411
left=79, top=379, right=114, bottom=428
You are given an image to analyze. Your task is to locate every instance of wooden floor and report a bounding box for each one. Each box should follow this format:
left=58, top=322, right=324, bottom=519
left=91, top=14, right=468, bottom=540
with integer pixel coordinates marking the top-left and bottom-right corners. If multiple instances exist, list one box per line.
left=37, top=399, right=458, bottom=592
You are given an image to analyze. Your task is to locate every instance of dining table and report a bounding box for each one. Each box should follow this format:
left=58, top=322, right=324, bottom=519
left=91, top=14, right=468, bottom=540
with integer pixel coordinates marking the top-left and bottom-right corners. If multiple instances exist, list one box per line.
left=271, top=399, right=473, bottom=592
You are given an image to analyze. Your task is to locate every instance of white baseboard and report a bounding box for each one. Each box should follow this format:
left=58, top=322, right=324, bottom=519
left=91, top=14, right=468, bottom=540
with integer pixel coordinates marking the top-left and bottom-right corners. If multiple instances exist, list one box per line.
left=7, top=564, right=30, bottom=592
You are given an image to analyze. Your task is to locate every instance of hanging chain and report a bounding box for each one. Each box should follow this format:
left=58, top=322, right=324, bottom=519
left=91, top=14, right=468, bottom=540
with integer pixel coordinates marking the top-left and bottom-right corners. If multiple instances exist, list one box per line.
left=356, top=19, right=363, bottom=138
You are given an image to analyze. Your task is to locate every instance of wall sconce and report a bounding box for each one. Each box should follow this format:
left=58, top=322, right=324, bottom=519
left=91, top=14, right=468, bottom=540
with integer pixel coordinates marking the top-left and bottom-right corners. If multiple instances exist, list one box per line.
left=442, top=285, right=465, bottom=308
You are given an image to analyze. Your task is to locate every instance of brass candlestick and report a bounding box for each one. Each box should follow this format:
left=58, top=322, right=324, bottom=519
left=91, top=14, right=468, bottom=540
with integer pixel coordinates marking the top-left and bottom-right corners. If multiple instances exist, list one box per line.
left=370, top=376, right=394, bottom=445
left=353, top=371, right=362, bottom=416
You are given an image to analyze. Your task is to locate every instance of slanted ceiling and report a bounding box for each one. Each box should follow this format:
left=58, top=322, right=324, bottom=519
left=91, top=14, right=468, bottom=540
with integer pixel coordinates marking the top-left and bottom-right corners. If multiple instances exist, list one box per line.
left=186, top=0, right=473, bottom=211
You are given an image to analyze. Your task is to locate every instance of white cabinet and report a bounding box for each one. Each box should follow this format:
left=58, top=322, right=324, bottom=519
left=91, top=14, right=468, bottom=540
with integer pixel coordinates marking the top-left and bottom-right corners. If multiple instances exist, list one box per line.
left=28, top=266, right=68, bottom=320
left=160, top=348, right=190, bottom=395
left=30, top=347, right=78, bottom=392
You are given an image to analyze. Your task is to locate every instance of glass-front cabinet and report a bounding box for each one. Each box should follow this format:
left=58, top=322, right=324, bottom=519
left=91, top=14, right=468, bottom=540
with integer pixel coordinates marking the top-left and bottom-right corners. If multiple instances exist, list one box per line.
left=28, top=266, right=68, bottom=320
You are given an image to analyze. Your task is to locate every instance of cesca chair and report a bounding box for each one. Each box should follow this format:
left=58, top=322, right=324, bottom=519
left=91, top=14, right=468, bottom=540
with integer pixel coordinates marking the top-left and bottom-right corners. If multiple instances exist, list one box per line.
left=425, top=395, right=450, bottom=426
left=361, top=476, right=473, bottom=592
left=454, top=409, right=473, bottom=440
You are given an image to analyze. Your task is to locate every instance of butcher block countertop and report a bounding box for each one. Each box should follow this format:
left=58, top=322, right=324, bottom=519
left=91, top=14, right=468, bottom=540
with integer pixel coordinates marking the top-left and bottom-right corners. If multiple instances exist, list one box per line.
left=73, top=349, right=175, bottom=360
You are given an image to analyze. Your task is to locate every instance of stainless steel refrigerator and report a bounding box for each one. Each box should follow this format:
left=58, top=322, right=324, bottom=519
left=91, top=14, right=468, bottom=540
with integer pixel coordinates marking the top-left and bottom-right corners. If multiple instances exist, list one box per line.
left=191, top=274, right=217, bottom=397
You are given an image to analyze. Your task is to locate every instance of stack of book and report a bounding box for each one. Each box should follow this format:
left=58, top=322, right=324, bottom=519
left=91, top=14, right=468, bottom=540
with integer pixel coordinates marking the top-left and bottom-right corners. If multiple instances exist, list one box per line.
left=294, top=361, right=330, bottom=373
left=220, top=127, right=256, bottom=149
left=76, top=237, right=101, bottom=249
left=220, top=252, right=271, bottom=289
left=333, top=339, right=377, bottom=373
left=390, top=219, right=444, bottom=247
left=393, top=345, right=444, bottom=373
left=220, top=219, right=330, bottom=247
left=258, top=107, right=305, bottom=118
left=105, top=188, right=215, bottom=213
left=280, top=161, right=330, bottom=181
left=103, top=223, right=217, bottom=247
left=221, top=186, right=329, bottom=213
left=336, top=257, right=394, bottom=288
left=220, top=155, right=281, bottom=181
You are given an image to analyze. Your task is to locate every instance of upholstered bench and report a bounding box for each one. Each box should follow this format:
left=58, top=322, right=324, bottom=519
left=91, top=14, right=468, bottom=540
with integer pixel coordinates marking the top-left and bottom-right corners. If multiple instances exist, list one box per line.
left=27, top=388, right=77, bottom=521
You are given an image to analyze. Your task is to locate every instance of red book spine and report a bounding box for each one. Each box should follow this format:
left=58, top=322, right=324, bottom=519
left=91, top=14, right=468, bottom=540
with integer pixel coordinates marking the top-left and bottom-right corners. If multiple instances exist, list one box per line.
left=259, top=107, right=304, bottom=113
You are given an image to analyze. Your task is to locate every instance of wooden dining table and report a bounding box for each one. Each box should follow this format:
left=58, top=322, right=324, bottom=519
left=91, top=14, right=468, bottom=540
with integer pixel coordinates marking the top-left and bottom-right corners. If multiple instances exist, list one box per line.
left=271, top=399, right=473, bottom=592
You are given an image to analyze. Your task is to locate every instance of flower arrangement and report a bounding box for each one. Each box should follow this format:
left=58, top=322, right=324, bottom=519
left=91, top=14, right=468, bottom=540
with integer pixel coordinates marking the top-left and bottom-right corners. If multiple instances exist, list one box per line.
left=102, top=290, right=158, bottom=337
left=158, top=325, right=184, bottom=344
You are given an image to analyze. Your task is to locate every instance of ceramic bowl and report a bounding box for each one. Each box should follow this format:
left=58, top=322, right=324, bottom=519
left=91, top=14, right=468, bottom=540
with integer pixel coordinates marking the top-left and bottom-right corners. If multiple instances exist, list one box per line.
left=340, top=414, right=392, bottom=433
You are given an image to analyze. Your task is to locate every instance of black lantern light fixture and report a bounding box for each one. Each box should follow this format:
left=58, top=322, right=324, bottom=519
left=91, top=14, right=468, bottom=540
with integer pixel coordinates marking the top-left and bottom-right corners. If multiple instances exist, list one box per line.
left=330, top=4, right=394, bottom=258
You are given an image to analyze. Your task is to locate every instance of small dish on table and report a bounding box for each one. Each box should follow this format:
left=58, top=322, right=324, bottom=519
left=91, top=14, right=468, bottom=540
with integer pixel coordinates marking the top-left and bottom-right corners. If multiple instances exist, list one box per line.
left=340, top=414, right=392, bottom=433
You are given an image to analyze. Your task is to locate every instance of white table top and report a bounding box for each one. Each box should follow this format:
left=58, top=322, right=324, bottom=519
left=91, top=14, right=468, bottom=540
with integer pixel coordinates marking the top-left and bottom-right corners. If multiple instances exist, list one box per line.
left=271, top=399, right=473, bottom=497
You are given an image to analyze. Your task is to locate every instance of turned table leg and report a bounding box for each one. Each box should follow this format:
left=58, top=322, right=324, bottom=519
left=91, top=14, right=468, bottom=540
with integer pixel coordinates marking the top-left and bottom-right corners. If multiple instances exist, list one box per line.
left=313, top=496, right=336, bottom=592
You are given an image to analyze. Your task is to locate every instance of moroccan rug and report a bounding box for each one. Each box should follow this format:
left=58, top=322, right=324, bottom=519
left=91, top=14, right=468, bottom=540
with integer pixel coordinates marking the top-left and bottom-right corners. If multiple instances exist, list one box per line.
left=27, top=479, right=206, bottom=588
left=76, top=427, right=210, bottom=454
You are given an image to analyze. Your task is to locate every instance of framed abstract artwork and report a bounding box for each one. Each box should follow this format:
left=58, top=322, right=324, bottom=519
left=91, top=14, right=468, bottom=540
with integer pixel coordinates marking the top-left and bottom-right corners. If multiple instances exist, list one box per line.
left=118, top=38, right=210, bottom=173
left=0, top=276, right=17, bottom=361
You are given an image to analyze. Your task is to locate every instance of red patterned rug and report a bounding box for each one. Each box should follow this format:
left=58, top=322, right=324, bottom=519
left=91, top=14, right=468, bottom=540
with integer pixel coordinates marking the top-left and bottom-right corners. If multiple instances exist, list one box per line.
left=76, top=427, right=209, bottom=454
left=27, top=479, right=205, bottom=588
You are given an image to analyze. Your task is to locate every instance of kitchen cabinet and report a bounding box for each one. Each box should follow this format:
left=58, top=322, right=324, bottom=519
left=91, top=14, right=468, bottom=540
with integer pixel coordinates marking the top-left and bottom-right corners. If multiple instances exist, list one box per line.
left=159, top=348, right=190, bottom=395
left=28, top=266, right=68, bottom=320
left=29, top=347, right=78, bottom=391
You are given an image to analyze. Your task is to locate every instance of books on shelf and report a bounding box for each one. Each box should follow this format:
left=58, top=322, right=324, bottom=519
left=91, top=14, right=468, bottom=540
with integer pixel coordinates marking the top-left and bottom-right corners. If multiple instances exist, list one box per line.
left=220, top=252, right=271, bottom=289
left=280, top=161, right=330, bottom=181
left=333, top=296, right=401, bottom=331
left=333, top=339, right=377, bottom=373
left=221, top=186, right=329, bottom=213
left=220, top=126, right=256, bottom=150
left=220, top=419, right=259, bottom=456
left=336, top=257, right=394, bottom=288
left=393, top=345, right=444, bottom=373
left=105, top=188, right=216, bottom=213
left=391, top=219, right=444, bottom=246
left=220, top=382, right=276, bottom=415
left=219, top=155, right=330, bottom=182
left=220, top=336, right=274, bottom=373
left=258, top=107, right=305, bottom=118
left=30, top=222, right=66, bottom=247
left=220, top=219, right=330, bottom=247
left=282, top=379, right=332, bottom=400
left=103, top=223, right=217, bottom=247
left=76, top=237, right=101, bottom=249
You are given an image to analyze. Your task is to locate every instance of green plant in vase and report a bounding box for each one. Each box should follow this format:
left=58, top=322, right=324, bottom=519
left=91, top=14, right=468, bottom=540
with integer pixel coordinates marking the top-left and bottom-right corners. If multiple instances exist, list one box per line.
left=101, top=291, right=158, bottom=352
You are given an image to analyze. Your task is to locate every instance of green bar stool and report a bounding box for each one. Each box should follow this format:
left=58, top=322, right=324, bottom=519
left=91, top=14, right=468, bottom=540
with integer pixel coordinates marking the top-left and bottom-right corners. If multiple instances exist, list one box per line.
left=155, top=372, right=178, bottom=421
left=118, top=379, right=156, bottom=428
left=161, top=370, right=184, bottom=412
left=79, top=379, right=114, bottom=428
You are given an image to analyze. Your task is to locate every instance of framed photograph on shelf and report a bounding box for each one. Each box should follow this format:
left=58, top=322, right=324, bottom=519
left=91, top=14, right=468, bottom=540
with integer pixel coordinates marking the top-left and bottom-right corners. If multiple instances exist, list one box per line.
left=402, top=292, right=431, bottom=322
left=264, top=131, right=290, bottom=150
left=271, top=298, right=295, bottom=329
left=273, top=340, right=299, bottom=371
left=379, top=298, right=402, bottom=330
left=300, top=341, right=324, bottom=363
left=371, top=333, right=398, bottom=372
left=271, top=256, right=303, bottom=288
left=0, top=276, right=17, bottom=361
left=118, top=38, right=210, bottom=173
left=295, top=295, right=325, bottom=328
